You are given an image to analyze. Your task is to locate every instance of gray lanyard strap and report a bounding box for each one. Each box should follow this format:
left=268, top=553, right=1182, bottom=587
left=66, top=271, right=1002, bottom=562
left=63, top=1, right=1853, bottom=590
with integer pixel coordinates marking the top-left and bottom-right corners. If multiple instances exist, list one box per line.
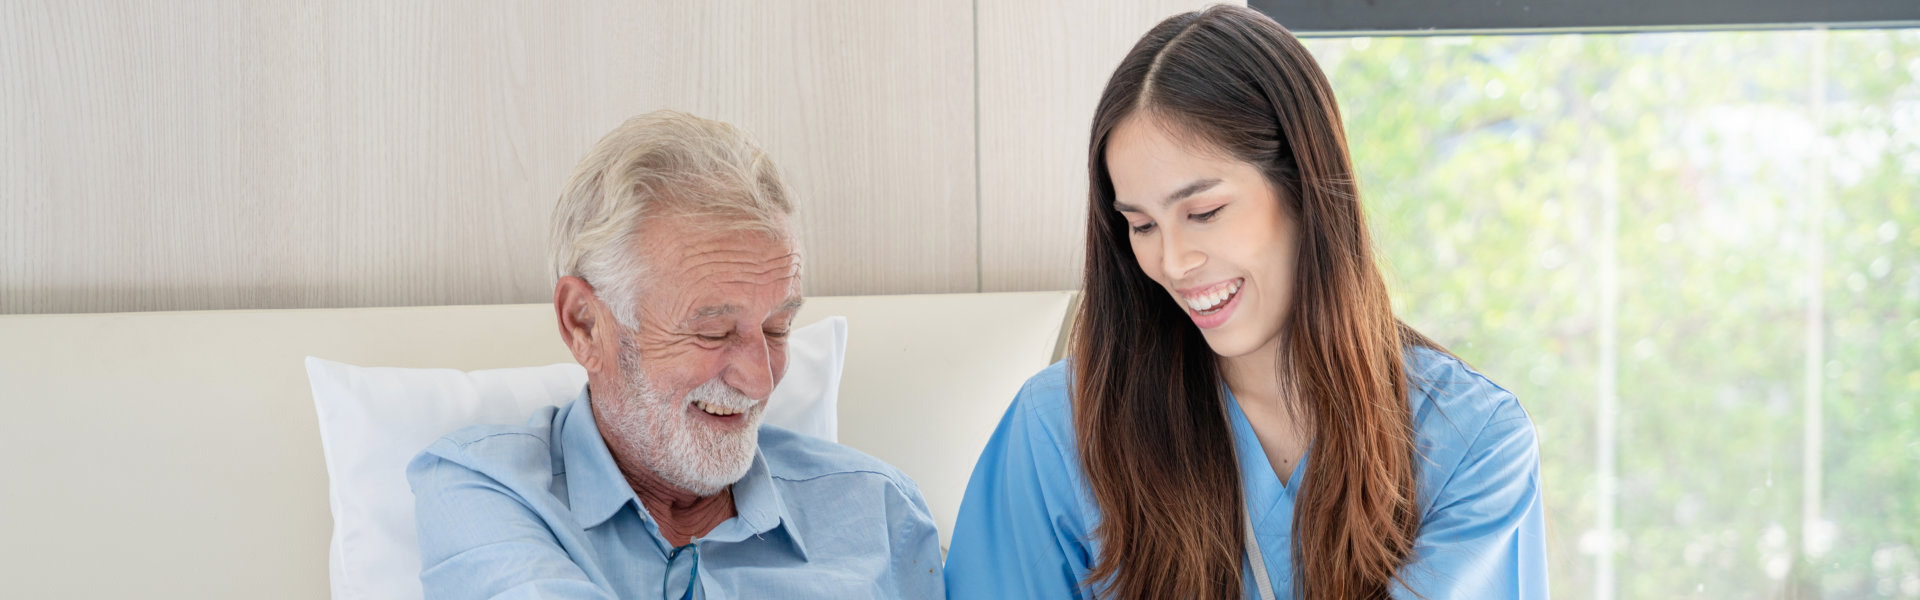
left=1243, top=502, right=1278, bottom=600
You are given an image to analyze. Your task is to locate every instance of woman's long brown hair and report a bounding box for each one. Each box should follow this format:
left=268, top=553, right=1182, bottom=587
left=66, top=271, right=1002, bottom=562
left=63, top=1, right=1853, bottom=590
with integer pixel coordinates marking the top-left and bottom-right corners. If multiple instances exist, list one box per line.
left=1074, top=6, right=1439, bottom=598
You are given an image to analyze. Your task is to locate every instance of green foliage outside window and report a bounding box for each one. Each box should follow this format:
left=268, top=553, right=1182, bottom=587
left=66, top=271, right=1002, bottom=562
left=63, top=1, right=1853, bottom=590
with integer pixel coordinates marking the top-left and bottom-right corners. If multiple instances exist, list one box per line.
left=1303, top=29, right=1920, bottom=598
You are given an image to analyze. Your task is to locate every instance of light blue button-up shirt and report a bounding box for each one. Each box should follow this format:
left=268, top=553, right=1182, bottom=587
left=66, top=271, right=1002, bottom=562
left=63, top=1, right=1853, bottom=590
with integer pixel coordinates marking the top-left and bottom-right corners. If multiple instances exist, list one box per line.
left=407, top=389, right=945, bottom=599
left=944, top=347, right=1548, bottom=598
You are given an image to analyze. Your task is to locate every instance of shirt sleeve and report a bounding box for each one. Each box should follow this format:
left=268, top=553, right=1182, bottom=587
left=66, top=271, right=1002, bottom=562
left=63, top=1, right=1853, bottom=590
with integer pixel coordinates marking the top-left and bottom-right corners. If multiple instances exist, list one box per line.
left=408, top=440, right=617, bottom=600
left=1392, top=399, right=1550, bottom=599
left=943, top=381, right=1094, bottom=599
left=885, top=475, right=948, bottom=599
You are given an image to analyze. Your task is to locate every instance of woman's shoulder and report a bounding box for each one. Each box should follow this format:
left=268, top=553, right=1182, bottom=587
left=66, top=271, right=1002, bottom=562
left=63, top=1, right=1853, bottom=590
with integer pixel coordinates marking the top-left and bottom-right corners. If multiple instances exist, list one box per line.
left=1019, top=358, right=1074, bottom=399
left=1403, top=345, right=1534, bottom=449
left=1009, top=359, right=1080, bottom=440
left=1402, top=347, right=1537, bottom=494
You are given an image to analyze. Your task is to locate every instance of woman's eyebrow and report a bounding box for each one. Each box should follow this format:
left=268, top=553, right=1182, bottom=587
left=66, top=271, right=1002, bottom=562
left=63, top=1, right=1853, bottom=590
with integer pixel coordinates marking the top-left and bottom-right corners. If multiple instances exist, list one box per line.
left=1112, top=177, right=1224, bottom=212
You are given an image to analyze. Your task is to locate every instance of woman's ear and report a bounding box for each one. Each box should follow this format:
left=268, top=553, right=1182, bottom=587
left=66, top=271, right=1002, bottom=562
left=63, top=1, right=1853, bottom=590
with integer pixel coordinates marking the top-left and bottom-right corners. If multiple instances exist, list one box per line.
left=554, top=276, right=612, bottom=374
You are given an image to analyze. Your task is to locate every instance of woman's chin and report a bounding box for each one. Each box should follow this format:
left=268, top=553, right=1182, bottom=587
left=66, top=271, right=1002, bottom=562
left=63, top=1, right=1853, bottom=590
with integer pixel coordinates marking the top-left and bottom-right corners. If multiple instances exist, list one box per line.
left=1199, top=328, right=1262, bottom=359
left=1199, top=318, right=1291, bottom=362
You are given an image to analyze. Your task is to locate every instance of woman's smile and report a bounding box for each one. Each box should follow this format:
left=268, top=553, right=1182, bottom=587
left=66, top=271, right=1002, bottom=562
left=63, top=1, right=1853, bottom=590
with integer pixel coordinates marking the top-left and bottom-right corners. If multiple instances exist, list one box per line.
left=1177, top=277, right=1245, bottom=328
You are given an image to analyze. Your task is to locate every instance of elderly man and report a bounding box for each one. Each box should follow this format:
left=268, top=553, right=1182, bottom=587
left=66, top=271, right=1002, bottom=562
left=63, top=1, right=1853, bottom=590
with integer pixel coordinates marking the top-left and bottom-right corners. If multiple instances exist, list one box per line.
left=407, top=111, right=945, bottom=599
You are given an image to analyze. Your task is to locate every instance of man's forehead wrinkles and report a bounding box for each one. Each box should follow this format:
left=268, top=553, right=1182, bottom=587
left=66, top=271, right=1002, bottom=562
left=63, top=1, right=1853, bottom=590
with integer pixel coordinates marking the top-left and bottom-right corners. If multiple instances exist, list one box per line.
left=677, top=247, right=798, bottom=263
left=673, top=253, right=800, bottom=275
left=674, top=263, right=802, bottom=308
left=684, top=272, right=800, bottom=293
left=677, top=243, right=794, bottom=260
left=652, top=235, right=803, bottom=332
left=692, top=257, right=796, bottom=271
left=679, top=246, right=743, bottom=260
left=741, top=260, right=800, bottom=277
left=677, top=255, right=801, bottom=281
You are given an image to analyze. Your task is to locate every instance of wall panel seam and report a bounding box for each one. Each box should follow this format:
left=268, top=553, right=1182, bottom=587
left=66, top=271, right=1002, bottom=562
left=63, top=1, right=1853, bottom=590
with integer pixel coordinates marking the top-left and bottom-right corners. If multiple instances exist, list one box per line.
left=972, top=0, right=984, bottom=293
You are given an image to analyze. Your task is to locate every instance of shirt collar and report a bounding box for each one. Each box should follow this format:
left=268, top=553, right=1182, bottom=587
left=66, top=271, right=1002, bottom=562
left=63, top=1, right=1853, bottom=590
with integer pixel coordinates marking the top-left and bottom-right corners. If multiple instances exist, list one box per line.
left=704, top=443, right=811, bottom=561
left=557, top=387, right=636, bottom=529
left=1222, top=386, right=1305, bottom=530
left=558, top=387, right=810, bottom=561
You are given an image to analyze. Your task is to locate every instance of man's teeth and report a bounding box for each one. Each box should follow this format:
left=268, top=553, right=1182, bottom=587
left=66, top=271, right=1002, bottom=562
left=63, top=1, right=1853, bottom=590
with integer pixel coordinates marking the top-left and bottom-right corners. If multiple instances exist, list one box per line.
left=1185, top=280, right=1242, bottom=312
left=693, top=399, right=744, bottom=416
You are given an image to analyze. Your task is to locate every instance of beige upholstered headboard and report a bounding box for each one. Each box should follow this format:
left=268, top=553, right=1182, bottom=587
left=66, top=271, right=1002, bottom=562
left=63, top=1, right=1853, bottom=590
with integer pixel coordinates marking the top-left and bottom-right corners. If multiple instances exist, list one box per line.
left=0, top=291, right=1074, bottom=599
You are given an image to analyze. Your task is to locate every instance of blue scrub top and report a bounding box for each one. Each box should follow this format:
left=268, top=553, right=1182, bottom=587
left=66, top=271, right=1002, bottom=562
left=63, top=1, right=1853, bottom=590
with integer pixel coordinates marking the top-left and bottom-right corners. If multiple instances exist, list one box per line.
left=944, top=346, right=1548, bottom=598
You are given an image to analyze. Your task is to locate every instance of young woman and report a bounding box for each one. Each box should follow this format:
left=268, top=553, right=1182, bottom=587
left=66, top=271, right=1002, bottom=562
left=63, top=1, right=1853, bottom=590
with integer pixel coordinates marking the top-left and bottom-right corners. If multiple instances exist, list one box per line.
left=944, top=6, right=1547, bottom=599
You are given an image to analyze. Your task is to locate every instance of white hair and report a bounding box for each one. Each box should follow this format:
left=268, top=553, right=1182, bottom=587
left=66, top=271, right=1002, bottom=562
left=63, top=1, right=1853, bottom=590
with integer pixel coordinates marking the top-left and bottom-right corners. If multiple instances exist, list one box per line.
left=550, top=110, right=795, bottom=328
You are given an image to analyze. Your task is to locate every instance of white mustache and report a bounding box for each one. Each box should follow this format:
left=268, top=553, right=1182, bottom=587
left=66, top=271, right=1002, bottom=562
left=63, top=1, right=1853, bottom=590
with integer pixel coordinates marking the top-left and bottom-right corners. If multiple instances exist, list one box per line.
left=682, top=378, right=760, bottom=413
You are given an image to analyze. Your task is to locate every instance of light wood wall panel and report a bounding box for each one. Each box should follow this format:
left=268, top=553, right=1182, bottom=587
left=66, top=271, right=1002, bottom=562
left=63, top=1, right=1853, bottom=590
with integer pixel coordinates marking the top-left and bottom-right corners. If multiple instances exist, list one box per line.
left=1, top=1, right=975, bottom=315
left=2, top=1, right=333, bottom=313
left=624, top=2, right=979, bottom=297
left=976, top=0, right=1235, bottom=292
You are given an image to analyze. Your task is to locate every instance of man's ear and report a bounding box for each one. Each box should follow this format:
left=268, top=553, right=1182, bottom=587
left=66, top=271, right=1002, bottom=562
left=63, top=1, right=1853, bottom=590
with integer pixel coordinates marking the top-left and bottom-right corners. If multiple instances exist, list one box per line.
left=554, top=276, right=613, bottom=374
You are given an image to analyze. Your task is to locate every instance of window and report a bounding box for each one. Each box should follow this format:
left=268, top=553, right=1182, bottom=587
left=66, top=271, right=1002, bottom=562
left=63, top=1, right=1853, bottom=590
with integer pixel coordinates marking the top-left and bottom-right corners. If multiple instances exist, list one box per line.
left=1298, top=29, right=1920, bottom=598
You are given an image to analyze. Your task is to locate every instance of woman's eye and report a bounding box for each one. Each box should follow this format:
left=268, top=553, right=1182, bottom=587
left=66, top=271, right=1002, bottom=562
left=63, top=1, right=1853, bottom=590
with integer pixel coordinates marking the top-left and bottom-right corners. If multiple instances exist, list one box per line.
left=1192, top=206, right=1224, bottom=222
left=1129, top=221, right=1156, bottom=234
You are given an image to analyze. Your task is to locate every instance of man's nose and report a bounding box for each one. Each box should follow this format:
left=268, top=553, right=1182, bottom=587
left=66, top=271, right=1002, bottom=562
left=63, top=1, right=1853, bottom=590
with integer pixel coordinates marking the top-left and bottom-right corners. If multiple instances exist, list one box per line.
left=723, top=332, right=776, bottom=400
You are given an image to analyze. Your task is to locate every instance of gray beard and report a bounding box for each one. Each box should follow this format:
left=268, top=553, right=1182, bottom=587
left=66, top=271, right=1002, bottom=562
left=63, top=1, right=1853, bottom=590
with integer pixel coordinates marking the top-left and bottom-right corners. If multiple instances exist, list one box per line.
left=602, top=335, right=766, bottom=497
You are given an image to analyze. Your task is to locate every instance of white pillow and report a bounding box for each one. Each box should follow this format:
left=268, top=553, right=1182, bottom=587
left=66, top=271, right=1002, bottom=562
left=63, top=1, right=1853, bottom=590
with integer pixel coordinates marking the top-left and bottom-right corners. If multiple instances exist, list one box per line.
left=308, top=316, right=846, bottom=600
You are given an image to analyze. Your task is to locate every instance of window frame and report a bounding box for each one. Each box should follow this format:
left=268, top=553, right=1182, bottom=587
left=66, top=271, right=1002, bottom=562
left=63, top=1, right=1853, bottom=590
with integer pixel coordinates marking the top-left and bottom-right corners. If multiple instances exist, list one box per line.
left=1252, top=0, right=1920, bottom=36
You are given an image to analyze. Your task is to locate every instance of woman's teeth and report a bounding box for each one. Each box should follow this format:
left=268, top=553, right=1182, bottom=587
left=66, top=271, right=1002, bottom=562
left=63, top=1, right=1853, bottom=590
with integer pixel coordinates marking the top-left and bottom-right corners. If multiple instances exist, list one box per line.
left=693, top=399, right=744, bottom=416
left=1185, top=279, right=1242, bottom=313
